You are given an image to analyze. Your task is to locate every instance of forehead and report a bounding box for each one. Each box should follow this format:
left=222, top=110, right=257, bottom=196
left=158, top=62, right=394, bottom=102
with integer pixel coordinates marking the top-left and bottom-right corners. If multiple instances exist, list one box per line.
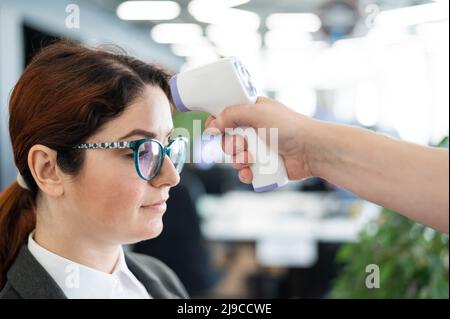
left=94, top=85, right=173, bottom=141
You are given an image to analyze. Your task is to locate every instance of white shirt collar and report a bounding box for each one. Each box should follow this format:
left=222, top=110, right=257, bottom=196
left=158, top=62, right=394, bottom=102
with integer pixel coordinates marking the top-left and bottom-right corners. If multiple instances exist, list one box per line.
left=27, top=231, right=151, bottom=299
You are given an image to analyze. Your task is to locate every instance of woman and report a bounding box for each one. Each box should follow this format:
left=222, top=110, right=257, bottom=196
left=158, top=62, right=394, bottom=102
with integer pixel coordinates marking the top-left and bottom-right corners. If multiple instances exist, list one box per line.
left=0, top=41, right=189, bottom=299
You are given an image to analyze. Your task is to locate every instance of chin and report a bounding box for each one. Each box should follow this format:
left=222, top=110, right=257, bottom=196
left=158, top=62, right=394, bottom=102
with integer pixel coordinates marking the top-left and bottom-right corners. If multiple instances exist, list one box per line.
left=122, top=216, right=165, bottom=244
left=141, top=220, right=164, bottom=240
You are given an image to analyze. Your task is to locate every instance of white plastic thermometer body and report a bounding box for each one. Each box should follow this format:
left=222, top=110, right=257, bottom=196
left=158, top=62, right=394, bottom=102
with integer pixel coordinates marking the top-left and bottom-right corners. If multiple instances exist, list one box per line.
left=169, top=57, right=288, bottom=192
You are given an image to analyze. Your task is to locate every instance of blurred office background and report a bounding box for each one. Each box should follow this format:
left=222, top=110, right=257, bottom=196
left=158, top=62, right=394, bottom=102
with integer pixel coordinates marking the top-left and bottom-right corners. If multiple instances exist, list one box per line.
left=0, top=0, right=448, bottom=298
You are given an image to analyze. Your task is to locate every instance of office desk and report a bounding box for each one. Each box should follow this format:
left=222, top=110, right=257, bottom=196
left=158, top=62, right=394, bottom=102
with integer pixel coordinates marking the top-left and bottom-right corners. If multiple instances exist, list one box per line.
left=197, top=191, right=381, bottom=267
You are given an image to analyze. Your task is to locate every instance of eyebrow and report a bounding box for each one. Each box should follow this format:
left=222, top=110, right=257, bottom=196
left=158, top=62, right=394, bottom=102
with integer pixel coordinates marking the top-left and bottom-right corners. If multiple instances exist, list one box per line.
left=119, top=128, right=174, bottom=141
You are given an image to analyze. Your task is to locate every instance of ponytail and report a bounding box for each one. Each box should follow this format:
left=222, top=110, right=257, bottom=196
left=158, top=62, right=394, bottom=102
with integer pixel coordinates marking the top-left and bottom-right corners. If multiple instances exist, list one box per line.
left=0, top=182, right=36, bottom=289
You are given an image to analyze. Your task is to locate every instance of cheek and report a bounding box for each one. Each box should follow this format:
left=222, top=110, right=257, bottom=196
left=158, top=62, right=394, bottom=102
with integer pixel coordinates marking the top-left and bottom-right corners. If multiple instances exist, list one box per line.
left=76, top=153, right=144, bottom=223
left=95, top=176, right=142, bottom=217
left=67, top=150, right=165, bottom=244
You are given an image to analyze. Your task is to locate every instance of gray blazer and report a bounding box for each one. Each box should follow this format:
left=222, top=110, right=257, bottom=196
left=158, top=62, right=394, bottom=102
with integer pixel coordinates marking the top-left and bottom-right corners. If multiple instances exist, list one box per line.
left=0, top=244, right=189, bottom=299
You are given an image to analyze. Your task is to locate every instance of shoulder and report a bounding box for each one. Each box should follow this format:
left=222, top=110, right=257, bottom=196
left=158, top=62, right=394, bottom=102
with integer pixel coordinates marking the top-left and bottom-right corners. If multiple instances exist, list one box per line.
left=125, top=252, right=189, bottom=298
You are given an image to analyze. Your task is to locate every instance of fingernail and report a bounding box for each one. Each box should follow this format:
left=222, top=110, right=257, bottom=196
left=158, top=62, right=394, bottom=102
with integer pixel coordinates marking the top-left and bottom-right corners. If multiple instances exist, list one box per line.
left=209, top=119, right=218, bottom=128
left=210, top=119, right=225, bottom=132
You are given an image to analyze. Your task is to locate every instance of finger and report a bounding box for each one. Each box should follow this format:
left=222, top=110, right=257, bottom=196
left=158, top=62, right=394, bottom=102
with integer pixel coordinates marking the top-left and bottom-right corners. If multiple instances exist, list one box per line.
left=209, top=96, right=275, bottom=132
left=221, top=134, right=247, bottom=156
left=214, top=102, right=259, bottom=132
left=204, top=116, right=216, bottom=129
left=231, top=151, right=251, bottom=169
left=238, top=167, right=253, bottom=184
left=204, top=116, right=223, bottom=136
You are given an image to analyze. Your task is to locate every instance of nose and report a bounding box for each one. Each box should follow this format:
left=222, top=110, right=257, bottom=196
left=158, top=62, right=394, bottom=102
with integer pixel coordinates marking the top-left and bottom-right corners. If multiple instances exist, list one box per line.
left=150, top=154, right=180, bottom=188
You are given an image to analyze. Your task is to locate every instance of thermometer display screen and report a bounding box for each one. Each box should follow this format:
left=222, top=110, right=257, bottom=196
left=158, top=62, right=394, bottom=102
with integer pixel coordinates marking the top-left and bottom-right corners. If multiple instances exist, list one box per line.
left=233, top=59, right=257, bottom=97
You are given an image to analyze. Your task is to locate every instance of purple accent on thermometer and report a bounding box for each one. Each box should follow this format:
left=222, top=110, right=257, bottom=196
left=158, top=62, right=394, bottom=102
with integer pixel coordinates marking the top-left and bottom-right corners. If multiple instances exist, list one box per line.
left=169, top=76, right=190, bottom=112
left=254, top=183, right=279, bottom=193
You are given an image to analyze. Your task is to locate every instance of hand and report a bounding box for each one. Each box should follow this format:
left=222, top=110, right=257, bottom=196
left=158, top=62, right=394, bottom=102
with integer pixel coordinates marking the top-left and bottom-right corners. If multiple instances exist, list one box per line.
left=205, top=97, right=317, bottom=184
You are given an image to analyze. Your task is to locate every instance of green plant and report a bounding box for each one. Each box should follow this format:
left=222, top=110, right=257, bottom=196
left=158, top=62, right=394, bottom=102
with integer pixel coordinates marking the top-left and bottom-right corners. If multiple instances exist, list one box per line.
left=172, top=110, right=209, bottom=143
left=331, top=137, right=449, bottom=299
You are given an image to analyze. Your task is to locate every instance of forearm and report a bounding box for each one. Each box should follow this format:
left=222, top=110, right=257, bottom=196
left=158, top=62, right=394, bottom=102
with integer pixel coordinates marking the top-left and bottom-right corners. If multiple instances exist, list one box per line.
left=307, top=120, right=449, bottom=233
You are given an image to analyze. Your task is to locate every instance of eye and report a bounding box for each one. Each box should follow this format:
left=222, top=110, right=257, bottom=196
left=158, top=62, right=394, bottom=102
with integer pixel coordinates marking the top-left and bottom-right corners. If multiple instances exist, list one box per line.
left=139, top=150, right=149, bottom=158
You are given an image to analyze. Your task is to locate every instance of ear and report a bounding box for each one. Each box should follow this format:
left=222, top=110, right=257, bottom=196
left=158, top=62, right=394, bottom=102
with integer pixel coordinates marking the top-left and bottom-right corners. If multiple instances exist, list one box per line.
left=27, top=144, right=64, bottom=197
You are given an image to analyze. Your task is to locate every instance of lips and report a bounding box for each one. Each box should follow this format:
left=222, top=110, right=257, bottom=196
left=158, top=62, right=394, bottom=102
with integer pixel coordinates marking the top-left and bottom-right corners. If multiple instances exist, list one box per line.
left=142, top=197, right=168, bottom=207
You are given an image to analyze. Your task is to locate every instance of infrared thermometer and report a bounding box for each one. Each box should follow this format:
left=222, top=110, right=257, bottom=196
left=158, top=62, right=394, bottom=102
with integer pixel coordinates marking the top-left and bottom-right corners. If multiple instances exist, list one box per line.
left=169, top=57, right=288, bottom=192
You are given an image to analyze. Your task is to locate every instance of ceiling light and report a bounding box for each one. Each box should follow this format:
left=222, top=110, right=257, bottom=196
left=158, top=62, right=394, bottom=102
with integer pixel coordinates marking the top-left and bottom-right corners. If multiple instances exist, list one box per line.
left=188, top=0, right=260, bottom=29
left=151, top=23, right=203, bottom=43
left=117, top=1, right=180, bottom=20
left=266, top=13, right=322, bottom=33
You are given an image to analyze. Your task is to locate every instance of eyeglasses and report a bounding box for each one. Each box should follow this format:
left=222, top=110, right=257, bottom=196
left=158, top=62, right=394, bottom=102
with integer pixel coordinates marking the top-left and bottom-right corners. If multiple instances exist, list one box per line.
left=73, top=136, right=188, bottom=181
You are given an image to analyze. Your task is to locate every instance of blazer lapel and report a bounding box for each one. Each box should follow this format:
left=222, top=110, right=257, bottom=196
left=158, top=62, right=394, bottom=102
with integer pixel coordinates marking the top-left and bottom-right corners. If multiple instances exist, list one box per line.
left=7, top=244, right=67, bottom=299
left=125, top=253, right=178, bottom=299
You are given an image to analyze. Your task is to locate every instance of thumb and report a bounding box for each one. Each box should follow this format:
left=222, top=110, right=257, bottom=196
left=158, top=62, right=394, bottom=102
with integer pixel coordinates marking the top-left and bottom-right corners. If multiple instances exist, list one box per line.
left=212, top=103, right=258, bottom=132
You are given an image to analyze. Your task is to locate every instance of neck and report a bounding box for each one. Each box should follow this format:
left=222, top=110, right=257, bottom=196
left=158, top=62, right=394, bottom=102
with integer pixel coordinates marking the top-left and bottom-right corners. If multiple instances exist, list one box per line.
left=33, top=223, right=121, bottom=274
